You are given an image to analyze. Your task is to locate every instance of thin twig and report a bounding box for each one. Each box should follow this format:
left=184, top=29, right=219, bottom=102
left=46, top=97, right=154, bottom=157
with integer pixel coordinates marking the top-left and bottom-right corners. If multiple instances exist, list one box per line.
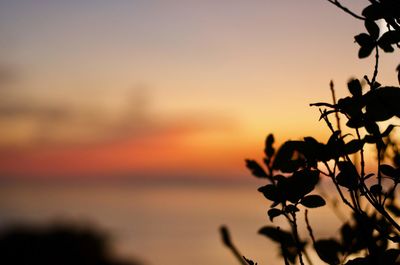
left=323, top=161, right=357, bottom=211
left=355, top=128, right=365, bottom=179
left=361, top=190, right=400, bottom=233
left=290, top=213, right=305, bottom=265
left=319, top=109, right=335, bottom=133
left=325, top=0, right=365, bottom=20
left=305, top=210, right=316, bottom=245
left=220, top=226, right=248, bottom=265
left=370, top=46, right=379, bottom=89
left=377, top=145, right=383, bottom=205
left=301, top=211, right=316, bottom=265
left=330, top=80, right=341, bottom=133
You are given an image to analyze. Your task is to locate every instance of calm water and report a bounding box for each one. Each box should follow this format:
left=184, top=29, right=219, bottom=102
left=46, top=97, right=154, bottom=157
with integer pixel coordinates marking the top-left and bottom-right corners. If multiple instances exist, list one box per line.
left=0, top=180, right=342, bottom=265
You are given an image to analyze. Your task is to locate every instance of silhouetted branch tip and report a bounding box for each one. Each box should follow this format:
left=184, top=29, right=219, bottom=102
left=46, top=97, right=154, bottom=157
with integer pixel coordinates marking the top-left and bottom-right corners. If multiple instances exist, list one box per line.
left=220, top=225, right=232, bottom=248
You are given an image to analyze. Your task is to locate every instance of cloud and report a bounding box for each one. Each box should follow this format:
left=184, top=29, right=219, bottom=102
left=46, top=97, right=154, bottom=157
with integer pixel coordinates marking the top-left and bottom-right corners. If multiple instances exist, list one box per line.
left=0, top=88, right=237, bottom=149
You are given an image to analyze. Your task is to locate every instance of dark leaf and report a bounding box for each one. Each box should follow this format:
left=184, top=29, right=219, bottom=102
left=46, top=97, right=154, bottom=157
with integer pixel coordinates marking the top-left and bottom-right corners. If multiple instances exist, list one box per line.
left=365, top=20, right=380, bottom=40
left=364, top=120, right=380, bottom=135
left=303, top=136, right=329, bottom=163
left=314, top=239, right=342, bottom=265
left=278, top=169, right=320, bottom=203
left=346, top=116, right=364, bottom=129
left=365, top=86, right=400, bottom=122
left=378, top=31, right=400, bottom=53
left=347, top=79, right=362, bottom=97
left=265, top=134, right=275, bottom=158
left=370, top=184, right=382, bottom=196
left=327, top=131, right=341, bottom=147
left=246, top=160, right=268, bottom=178
left=344, top=139, right=365, bottom=155
left=267, top=208, right=282, bottom=222
left=380, top=164, right=396, bottom=178
left=285, top=204, right=299, bottom=213
left=363, top=173, right=375, bottom=180
left=354, top=33, right=375, bottom=58
left=258, top=184, right=279, bottom=202
left=336, top=161, right=359, bottom=190
left=258, top=226, right=295, bottom=247
left=272, top=141, right=306, bottom=172
left=340, top=223, right=354, bottom=250
left=326, top=131, right=346, bottom=158
left=337, top=97, right=363, bottom=118
left=300, top=195, right=326, bottom=208
left=358, top=45, right=375, bottom=58
left=364, top=134, right=378, bottom=144
left=378, top=39, right=395, bottom=53
left=354, top=33, right=375, bottom=47
left=362, top=4, right=384, bottom=20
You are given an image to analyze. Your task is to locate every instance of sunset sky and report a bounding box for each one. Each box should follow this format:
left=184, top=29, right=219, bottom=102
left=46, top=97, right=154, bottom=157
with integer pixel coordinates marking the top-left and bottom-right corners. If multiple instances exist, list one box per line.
left=0, top=0, right=399, bottom=180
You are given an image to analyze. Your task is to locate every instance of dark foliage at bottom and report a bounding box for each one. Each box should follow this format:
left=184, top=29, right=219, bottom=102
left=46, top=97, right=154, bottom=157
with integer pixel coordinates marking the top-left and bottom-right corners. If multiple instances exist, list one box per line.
left=0, top=223, right=142, bottom=265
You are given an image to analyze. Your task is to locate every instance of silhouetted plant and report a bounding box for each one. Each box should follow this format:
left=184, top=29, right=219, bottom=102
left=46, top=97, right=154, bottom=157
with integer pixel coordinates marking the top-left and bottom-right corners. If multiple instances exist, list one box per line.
left=221, top=1, right=400, bottom=264
left=0, top=223, right=143, bottom=265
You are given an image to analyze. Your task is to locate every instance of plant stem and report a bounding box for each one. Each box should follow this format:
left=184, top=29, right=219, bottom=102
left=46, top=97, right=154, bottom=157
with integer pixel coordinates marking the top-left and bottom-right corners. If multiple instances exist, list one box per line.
left=355, top=128, right=365, bottom=178
left=290, top=213, right=305, bottom=265
left=377, top=145, right=383, bottom=204
left=330, top=80, right=341, bottom=133
left=326, top=0, right=365, bottom=20
left=323, top=161, right=356, bottom=211
left=370, top=46, right=379, bottom=89
left=219, top=226, right=248, bottom=265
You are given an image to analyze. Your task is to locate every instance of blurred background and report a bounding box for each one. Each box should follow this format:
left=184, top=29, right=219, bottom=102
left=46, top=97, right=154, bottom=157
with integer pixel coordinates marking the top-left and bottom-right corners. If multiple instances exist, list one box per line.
left=0, top=1, right=399, bottom=265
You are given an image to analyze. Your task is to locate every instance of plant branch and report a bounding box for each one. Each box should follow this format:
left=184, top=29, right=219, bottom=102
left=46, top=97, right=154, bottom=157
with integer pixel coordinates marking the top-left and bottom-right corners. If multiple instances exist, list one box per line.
left=355, top=128, right=365, bottom=179
left=319, top=109, right=335, bottom=133
left=330, top=80, right=341, bottom=133
left=220, top=226, right=248, bottom=265
left=323, top=161, right=357, bottom=211
left=370, top=46, right=379, bottom=89
left=290, top=213, right=305, bottom=265
left=325, top=0, right=365, bottom=20
left=305, top=210, right=316, bottom=245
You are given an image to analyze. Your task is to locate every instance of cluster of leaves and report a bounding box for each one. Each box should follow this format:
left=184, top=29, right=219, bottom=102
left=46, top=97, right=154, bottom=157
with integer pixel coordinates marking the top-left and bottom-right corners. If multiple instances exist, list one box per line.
left=247, top=127, right=400, bottom=264
left=221, top=1, right=400, bottom=265
left=354, top=0, right=400, bottom=58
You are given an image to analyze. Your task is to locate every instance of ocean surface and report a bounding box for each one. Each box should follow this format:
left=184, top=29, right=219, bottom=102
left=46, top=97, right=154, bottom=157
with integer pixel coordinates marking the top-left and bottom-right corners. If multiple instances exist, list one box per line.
left=0, top=180, right=343, bottom=265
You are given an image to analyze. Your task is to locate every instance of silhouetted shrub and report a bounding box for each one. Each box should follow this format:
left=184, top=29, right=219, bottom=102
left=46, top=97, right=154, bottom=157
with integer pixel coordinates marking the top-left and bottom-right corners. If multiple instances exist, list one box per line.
left=0, top=223, right=142, bottom=265
left=222, top=1, right=400, bottom=265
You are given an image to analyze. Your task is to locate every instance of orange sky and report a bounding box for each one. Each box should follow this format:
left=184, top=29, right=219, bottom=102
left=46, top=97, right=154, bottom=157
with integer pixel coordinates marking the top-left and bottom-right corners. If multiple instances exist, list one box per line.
left=0, top=119, right=255, bottom=179
left=0, top=1, right=399, bottom=180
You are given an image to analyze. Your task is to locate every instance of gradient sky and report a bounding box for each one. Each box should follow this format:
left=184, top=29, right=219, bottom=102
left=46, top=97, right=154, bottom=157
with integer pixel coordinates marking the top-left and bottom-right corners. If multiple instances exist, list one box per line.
left=0, top=0, right=399, bottom=180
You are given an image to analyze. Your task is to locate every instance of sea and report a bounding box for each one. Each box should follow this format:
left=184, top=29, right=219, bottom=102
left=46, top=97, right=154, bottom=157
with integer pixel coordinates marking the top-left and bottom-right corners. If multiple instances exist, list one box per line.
left=0, top=179, right=343, bottom=265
